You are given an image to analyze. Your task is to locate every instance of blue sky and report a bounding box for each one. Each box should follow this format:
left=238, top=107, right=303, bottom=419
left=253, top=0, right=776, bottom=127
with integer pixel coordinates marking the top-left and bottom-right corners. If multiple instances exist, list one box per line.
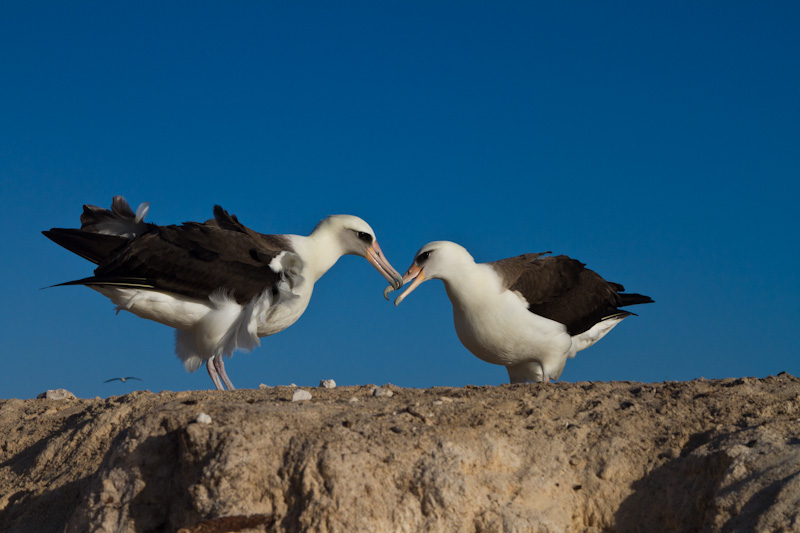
left=2, top=3, right=798, bottom=399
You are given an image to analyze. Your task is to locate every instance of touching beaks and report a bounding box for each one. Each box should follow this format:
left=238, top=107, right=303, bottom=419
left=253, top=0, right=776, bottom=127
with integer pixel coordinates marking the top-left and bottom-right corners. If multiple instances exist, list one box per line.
left=366, top=241, right=403, bottom=290
left=385, top=264, right=425, bottom=306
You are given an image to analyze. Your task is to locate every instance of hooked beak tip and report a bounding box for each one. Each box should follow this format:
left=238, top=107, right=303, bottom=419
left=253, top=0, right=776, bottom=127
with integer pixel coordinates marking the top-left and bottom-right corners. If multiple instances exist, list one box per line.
left=383, top=285, right=395, bottom=300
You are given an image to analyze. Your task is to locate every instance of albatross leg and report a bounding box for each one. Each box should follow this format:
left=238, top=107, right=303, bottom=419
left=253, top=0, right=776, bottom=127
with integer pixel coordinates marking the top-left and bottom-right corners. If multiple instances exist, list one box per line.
left=213, top=355, right=236, bottom=391
left=540, top=362, right=550, bottom=384
left=506, top=360, right=549, bottom=384
left=206, top=357, right=225, bottom=390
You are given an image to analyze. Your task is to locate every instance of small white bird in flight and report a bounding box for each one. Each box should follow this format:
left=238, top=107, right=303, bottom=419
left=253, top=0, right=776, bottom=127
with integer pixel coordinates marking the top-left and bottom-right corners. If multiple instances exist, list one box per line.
left=44, top=196, right=403, bottom=391
left=385, top=241, right=653, bottom=383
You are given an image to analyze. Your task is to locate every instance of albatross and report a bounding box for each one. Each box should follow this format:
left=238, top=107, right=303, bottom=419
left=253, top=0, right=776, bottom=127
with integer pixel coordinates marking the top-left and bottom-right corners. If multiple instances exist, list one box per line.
left=384, top=241, right=653, bottom=383
left=43, top=196, right=403, bottom=390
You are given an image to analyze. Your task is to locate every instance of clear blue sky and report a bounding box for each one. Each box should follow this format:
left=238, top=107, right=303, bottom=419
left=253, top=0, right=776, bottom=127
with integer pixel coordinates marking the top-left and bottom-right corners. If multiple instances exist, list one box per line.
left=2, top=3, right=798, bottom=399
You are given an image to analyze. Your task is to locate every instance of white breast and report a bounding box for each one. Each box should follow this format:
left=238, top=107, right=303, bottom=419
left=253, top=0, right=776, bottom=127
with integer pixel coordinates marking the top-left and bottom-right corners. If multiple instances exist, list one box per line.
left=255, top=280, right=313, bottom=337
left=445, top=264, right=573, bottom=373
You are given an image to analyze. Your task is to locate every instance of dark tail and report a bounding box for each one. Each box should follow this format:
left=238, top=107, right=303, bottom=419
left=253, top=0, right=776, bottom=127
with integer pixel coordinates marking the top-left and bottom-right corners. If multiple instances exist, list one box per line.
left=42, top=229, right=128, bottom=265
left=619, top=292, right=655, bottom=307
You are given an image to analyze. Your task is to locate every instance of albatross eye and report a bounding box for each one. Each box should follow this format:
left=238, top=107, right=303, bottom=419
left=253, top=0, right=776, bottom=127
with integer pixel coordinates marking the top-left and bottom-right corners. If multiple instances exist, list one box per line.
left=416, top=251, right=431, bottom=264
left=356, top=231, right=373, bottom=245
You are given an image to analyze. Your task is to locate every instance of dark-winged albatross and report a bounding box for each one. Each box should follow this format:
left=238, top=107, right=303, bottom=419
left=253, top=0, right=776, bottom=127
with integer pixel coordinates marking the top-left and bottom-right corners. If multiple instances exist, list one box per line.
left=384, top=241, right=653, bottom=383
left=44, top=196, right=403, bottom=391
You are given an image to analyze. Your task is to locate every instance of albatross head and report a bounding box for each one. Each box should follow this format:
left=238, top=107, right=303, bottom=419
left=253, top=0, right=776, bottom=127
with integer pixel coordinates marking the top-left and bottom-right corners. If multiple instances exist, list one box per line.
left=313, top=215, right=403, bottom=290
left=384, top=241, right=475, bottom=305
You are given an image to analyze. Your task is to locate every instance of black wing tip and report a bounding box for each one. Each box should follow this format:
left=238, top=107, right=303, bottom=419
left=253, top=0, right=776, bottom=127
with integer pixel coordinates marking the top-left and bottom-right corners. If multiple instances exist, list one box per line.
left=44, top=276, right=155, bottom=290
left=213, top=204, right=237, bottom=221
left=212, top=204, right=232, bottom=223
left=619, top=292, right=655, bottom=308
left=212, top=204, right=250, bottom=233
left=42, top=227, right=69, bottom=239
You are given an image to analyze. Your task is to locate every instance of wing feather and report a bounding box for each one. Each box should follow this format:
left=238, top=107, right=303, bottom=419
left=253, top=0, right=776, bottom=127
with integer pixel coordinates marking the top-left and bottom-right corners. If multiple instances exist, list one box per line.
left=47, top=202, right=297, bottom=304
left=490, top=254, right=652, bottom=335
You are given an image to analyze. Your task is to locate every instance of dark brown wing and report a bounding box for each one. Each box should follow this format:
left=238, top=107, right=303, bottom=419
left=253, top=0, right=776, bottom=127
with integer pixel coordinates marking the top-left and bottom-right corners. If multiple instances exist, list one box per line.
left=42, top=229, right=129, bottom=265
left=93, top=222, right=293, bottom=303
left=47, top=205, right=295, bottom=304
left=490, top=254, right=653, bottom=335
left=488, top=253, right=552, bottom=291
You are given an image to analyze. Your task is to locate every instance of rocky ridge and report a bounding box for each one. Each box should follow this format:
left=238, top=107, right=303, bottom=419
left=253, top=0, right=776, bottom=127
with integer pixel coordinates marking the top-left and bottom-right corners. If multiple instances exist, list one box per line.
left=1, top=374, right=799, bottom=532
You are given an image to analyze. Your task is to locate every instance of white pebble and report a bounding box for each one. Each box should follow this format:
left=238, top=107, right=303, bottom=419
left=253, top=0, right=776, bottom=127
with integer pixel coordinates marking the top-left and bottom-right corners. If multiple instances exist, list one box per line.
left=196, top=412, right=212, bottom=424
left=292, top=389, right=312, bottom=402
left=258, top=383, right=273, bottom=389
left=319, top=379, right=336, bottom=389
left=373, top=387, right=394, bottom=398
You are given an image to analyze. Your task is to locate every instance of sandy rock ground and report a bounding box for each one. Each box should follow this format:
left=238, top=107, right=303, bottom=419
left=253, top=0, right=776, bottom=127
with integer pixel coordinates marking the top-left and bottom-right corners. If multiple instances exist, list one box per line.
left=1, top=374, right=799, bottom=532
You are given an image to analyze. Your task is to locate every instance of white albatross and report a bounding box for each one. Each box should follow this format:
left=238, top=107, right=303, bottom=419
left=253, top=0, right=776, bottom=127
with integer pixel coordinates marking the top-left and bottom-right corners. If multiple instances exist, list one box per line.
left=43, top=196, right=403, bottom=390
left=384, top=241, right=653, bottom=383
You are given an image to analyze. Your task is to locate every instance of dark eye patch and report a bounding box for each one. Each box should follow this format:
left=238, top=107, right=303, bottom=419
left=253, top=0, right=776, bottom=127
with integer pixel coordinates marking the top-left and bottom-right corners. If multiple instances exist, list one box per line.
left=417, top=250, right=431, bottom=264
left=356, top=231, right=373, bottom=245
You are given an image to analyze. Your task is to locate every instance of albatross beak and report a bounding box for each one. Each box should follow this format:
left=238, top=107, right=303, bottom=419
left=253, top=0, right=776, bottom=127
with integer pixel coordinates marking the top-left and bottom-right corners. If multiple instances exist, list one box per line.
left=384, top=264, right=425, bottom=306
left=366, top=241, right=403, bottom=290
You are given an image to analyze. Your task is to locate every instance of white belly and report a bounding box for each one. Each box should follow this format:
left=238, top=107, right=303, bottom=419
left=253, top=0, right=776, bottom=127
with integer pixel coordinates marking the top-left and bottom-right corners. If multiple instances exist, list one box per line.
left=92, top=286, right=212, bottom=329
left=451, top=289, right=572, bottom=372
left=94, top=281, right=313, bottom=338
left=92, top=278, right=315, bottom=373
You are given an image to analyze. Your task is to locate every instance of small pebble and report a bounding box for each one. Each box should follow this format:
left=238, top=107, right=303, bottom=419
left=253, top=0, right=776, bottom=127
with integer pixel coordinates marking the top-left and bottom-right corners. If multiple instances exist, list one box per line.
left=319, top=379, right=336, bottom=389
left=292, top=389, right=312, bottom=402
left=258, top=383, right=273, bottom=389
left=196, top=412, right=212, bottom=424
left=37, top=389, right=76, bottom=400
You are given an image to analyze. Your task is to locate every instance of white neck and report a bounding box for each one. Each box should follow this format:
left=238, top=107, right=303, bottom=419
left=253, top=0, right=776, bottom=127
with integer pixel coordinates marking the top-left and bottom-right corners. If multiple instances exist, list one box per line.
left=441, top=262, right=499, bottom=311
left=291, top=227, right=348, bottom=283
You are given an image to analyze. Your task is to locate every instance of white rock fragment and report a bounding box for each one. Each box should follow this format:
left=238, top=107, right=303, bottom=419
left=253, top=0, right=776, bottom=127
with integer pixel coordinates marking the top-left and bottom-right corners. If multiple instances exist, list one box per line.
left=373, top=387, right=394, bottom=398
left=319, top=379, right=336, bottom=389
left=37, top=389, right=76, bottom=400
left=292, top=389, right=312, bottom=402
left=195, top=412, right=212, bottom=424
left=258, top=383, right=273, bottom=389
left=348, top=397, right=359, bottom=403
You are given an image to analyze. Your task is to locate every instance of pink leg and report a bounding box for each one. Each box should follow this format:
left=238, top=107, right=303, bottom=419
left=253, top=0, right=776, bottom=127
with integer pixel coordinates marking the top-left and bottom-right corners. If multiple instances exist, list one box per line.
left=206, top=358, right=225, bottom=390
left=213, top=355, right=236, bottom=391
